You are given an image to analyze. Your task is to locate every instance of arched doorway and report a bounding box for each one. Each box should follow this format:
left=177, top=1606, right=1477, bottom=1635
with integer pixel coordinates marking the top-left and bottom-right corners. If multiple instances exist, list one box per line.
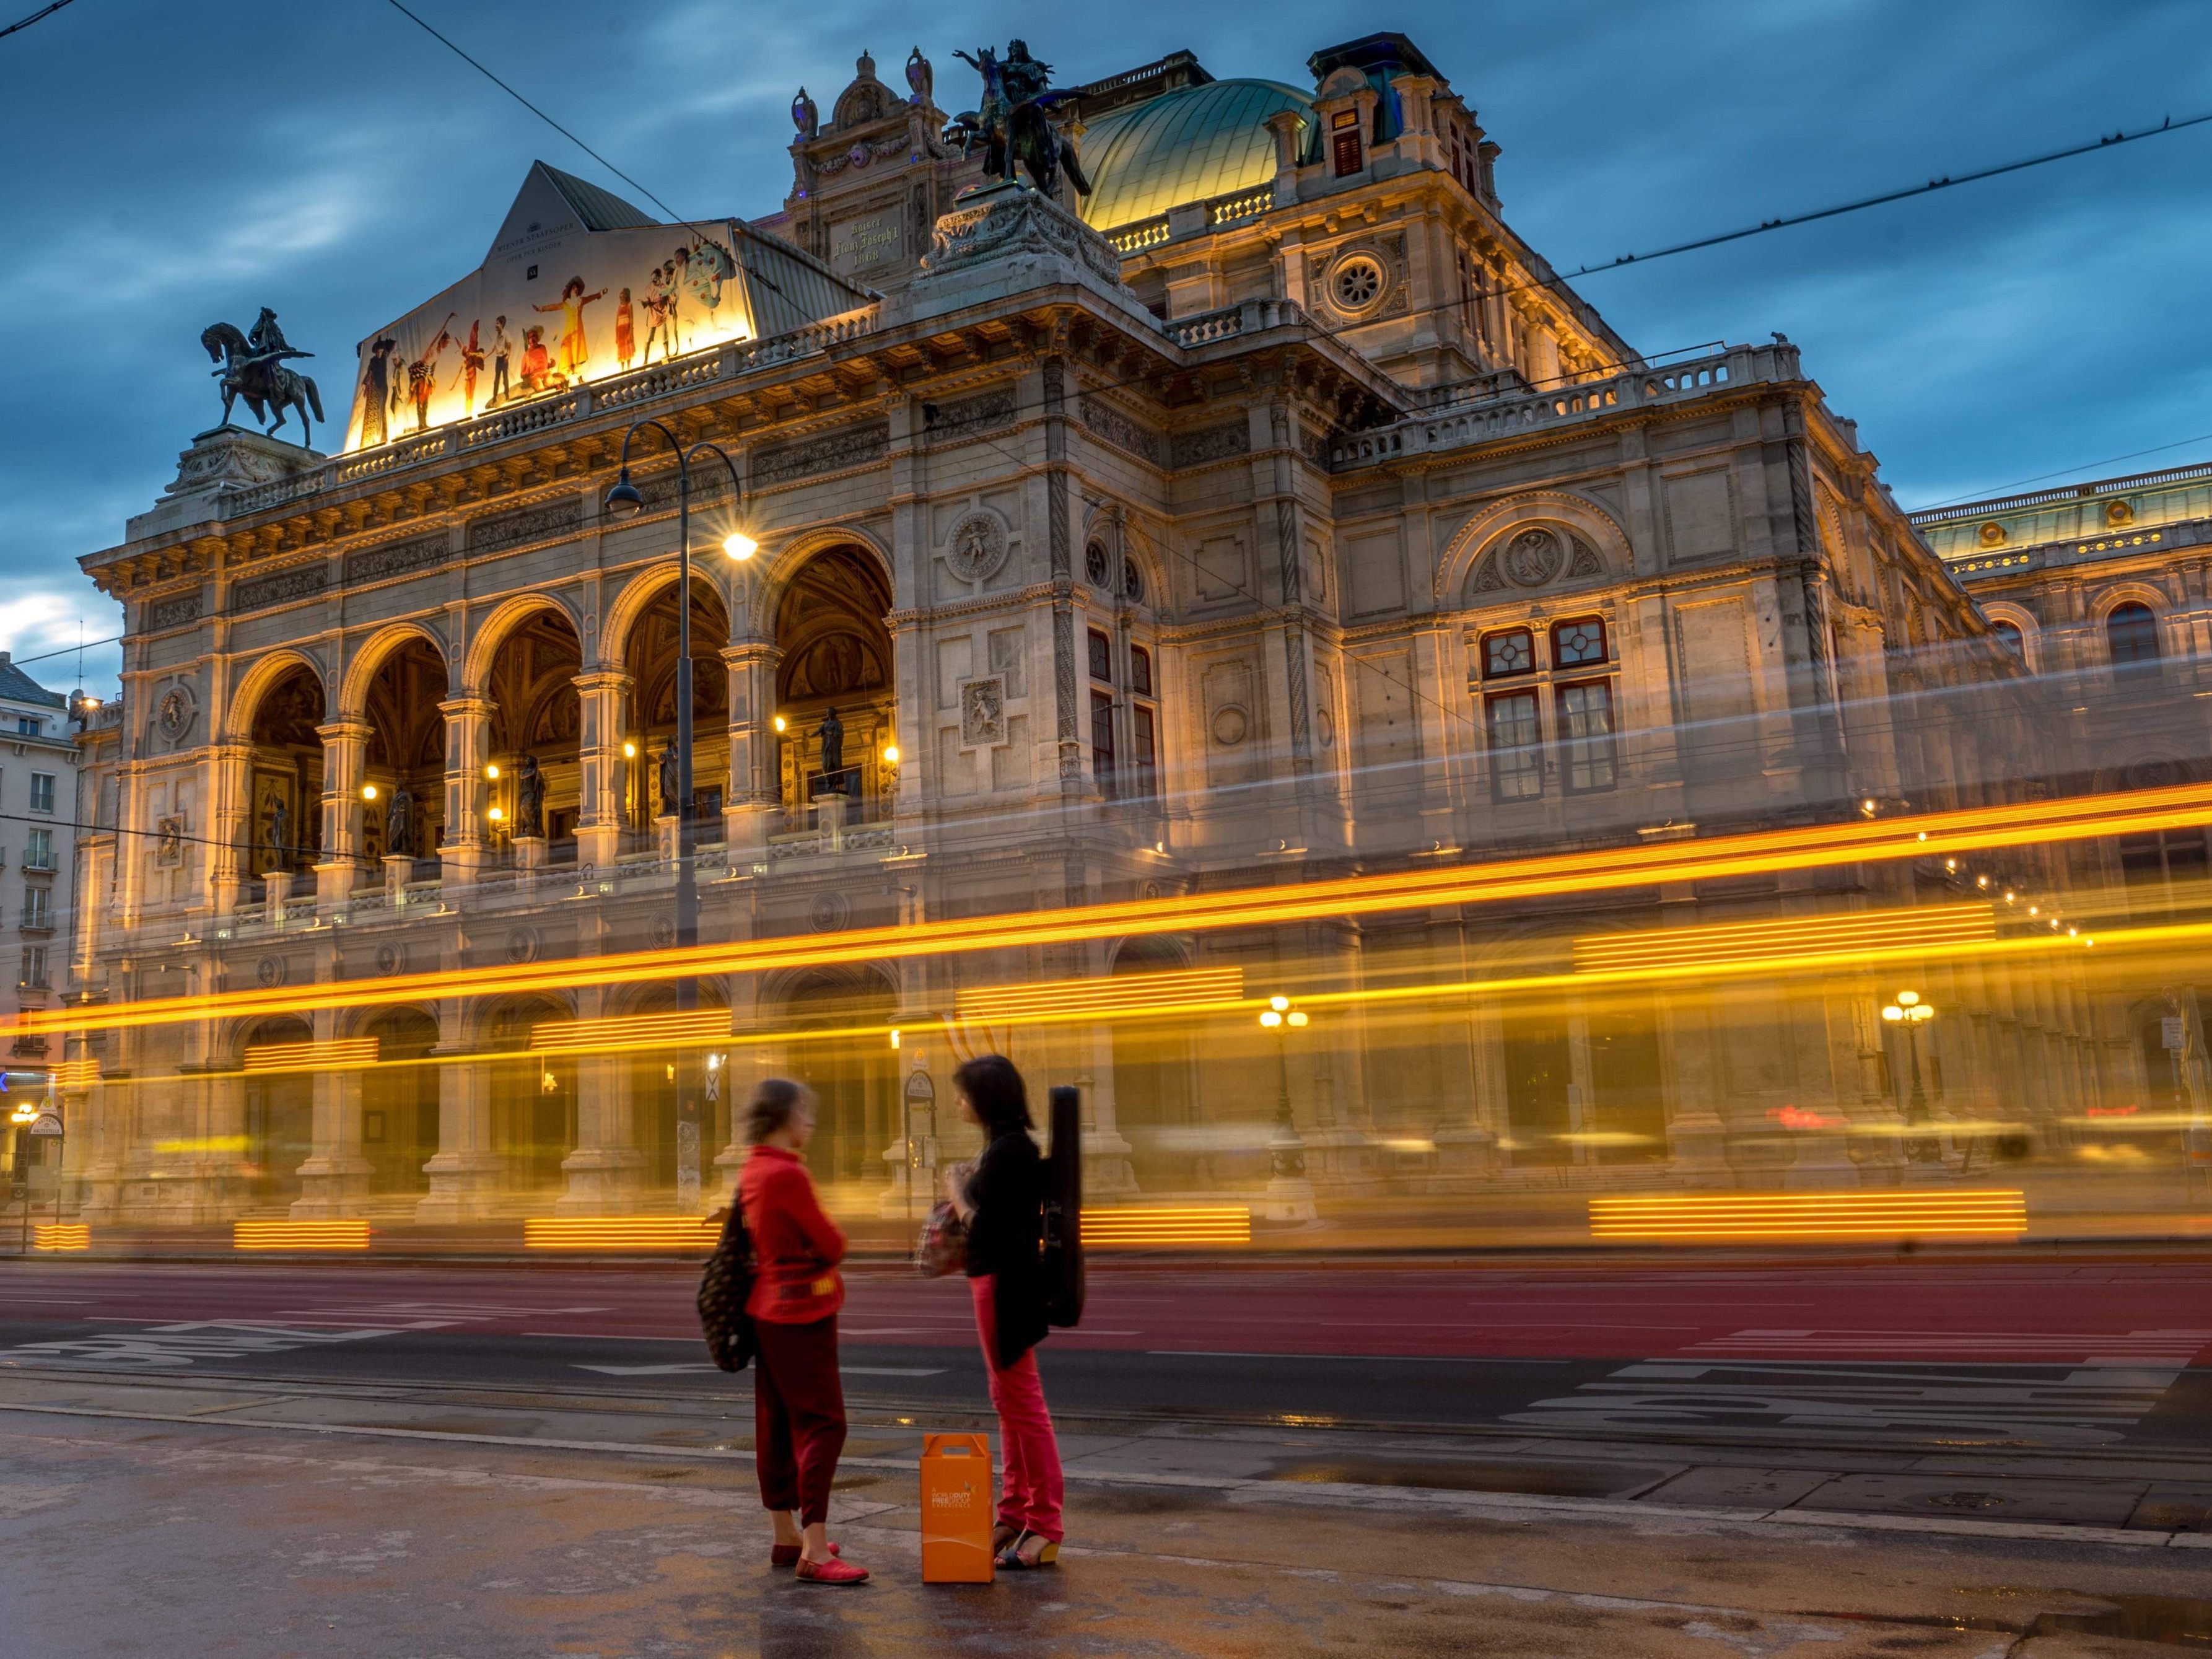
left=1110, top=940, right=1205, bottom=1192
left=241, top=1015, right=314, bottom=1207
left=774, top=966, right=898, bottom=1196
left=484, top=610, right=583, bottom=859
left=245, top=665, right=324, bottom=878
left=773, top=548, right=894, bottom=826
left=361, top=637, right=447, bottom=869
left=362, top=1008, right=440, bottom=1196
left=486, top=997, right=575, bottom=1198
left=623, top=580, right=730, bottom=831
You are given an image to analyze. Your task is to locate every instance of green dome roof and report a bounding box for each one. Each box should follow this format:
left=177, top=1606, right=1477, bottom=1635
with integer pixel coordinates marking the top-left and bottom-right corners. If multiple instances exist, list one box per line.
left=1077, top=79, right=1312, bottom=231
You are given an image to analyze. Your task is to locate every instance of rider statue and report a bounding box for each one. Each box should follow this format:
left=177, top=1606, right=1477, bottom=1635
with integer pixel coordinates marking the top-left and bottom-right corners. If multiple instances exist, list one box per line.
left=244, top=307, right=312, bottom=376
left=953, top=38, right=1091, bottom=199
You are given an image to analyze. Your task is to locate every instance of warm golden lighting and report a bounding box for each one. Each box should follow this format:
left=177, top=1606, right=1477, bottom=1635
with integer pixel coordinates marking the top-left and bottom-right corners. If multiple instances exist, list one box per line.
left=882, top=743, right=901, bottom=765
left=1287, top=1010, right=1309, bottom=1027
left=362, top=784, right=378, bottom=801
left=723, top=530, right=758, bottom=561
left=32, top=1224, right=89, bottom=1253
left=1269, top=996, right=1290, bottom=1012
left=1084, top=1206, right=1252, bottom=1247
left=1589, top=1191, right=2027, bottom=1242
left=772, top=715, right=787, bottom=733
left=242, top=1037, right=378, bottom=1073
left=235, top=1219, right=370, bottom=1251
left=889, top=1027, right=901, bottom=1049
left=488, top=806, right=505, bottom=822
left=1575, top=904, right=1993, bottom=973
left=524, top=1216, right=716, bottom=1251
left=1259, top=1009, right=1282, bottom=1028
left=956, top=967, right=1245, bottom=1025
left=486, top=763, right=501, bottom=780
left=623, top=741, right=637, bottom=758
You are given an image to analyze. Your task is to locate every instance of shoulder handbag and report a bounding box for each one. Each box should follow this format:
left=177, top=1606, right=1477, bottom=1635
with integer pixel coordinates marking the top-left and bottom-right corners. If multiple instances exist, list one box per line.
left=696, top=1199, right=759, bottom=1373
left=916, top=1200, right=969, bottom=1277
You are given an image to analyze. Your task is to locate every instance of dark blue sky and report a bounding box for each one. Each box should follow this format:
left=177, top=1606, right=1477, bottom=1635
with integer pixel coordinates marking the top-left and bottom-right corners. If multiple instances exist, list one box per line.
left=4, top=0, right=2207, bottom=698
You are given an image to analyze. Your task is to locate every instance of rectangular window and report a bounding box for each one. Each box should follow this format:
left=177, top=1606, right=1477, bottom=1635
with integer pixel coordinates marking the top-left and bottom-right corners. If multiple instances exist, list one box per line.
left=20, top=947, right=46, bottom=990
left=15, top=717, right=36, bottom=736
left=1487, top=691, right=1542, bottom=801
left=1558, top=681, right=1618, bottom=792
left=28, top=774, right=54, bottom=813
left=1129, top=644, right=1153, bottom=698
left=1482, top=628, right=1535, bottom=679
left=24, top=829, right=51, bottom=871
left=1131, top=704, right=1158, bottom=800
left=1088, top=628, right=1113, bottom=684
left=1332, top=129, right=1363, bottom=177
left=1552, top=617, right=1608, bottom=668
left=22, top=888, right=51, bottom=930
left=1090, top=690, right=1117, bottom=795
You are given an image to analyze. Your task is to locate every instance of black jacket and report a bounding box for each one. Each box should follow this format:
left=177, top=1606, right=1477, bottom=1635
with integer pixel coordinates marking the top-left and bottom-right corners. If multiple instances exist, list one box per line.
left=964, top=1129, right=1049, bottom=1369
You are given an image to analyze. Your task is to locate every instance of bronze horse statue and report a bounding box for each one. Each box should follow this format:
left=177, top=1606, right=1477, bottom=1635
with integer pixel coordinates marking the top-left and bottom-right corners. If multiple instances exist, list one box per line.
left=953, top=43, right=1091, bottom=199
left=201, top=321, right=325, bottom=449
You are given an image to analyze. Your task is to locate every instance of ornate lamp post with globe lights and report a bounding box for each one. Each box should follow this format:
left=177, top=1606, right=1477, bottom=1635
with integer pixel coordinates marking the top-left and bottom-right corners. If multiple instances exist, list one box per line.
left=603, top=419, right=755, bottom=1210
left=1259, top=994, right=1316, bottom=1220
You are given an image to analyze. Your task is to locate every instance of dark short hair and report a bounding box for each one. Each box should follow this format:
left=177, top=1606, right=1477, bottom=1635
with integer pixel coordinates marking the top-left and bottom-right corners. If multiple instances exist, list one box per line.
left=744, top=1077, right=813, bottom=1145
left=954, top=1054, right=1031, bottom=1138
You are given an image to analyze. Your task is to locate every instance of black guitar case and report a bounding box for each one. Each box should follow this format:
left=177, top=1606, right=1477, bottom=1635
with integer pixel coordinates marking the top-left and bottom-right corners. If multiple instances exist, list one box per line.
left=1043, top=1085, right=1085, bottom=1328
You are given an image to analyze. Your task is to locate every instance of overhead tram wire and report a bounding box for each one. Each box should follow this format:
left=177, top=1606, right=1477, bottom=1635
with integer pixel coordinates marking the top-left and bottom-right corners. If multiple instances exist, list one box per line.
left=0, top=0, right=76, bottom=42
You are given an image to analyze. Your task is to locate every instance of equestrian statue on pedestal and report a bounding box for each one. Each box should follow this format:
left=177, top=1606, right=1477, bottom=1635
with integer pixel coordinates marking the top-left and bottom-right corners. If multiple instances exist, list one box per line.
left=201, top=306, right=326, bottom=449
left=951, top=39, right=1091, bottom=199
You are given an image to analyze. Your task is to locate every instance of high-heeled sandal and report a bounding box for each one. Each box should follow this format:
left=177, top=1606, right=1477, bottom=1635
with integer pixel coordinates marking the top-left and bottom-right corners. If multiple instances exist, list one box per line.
left=991, top=1523, right=1020, bottom=1554
left=994, top=1529, right=1060, bottom=1569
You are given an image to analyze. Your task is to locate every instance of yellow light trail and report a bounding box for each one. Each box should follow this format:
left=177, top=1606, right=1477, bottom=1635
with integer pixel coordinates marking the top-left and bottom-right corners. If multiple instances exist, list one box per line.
left=234, top=1219, right=371, bottom=1251
left=1083, top=1206, right=1253, bottom=1247
left=24, top=775, right=2212, bottom=1044
left=1589, top=1191, right=2028, bottom=1242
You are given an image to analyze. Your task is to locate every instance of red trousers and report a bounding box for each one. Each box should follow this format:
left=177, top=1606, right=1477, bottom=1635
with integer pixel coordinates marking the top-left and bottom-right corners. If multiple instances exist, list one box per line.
left=753, top=1315, right=846, bottom=1526
left=970, top=1275, right=1064, bottom=1543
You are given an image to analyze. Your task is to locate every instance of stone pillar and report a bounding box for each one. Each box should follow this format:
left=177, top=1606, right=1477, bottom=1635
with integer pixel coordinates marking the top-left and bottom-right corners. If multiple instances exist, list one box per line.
left=1264, top=109, right=1305, bottom=204
left=439, top=696, right=494, bottom=883
left=262, top=870, right=293, bottom=927
left=1077, top=1021, right=1138, bottom=1198
left=573, top=669, right=632, bottom=874
left=416, top=1031, right=503, bottom=1225
left=292, top=1011, right=372, bottom=1217
left=313, top=717, right=370, bottom=909
left=558, top=990, right=645, bottom=1212
left=723, top=641, right=780, bottom=853
left=208, top=740, right=254, bottom=917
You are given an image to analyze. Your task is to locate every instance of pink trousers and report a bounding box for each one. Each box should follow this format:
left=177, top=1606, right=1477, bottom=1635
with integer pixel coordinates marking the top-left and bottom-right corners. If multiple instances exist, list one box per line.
left=969, top=1274, right=1064, bottom=1543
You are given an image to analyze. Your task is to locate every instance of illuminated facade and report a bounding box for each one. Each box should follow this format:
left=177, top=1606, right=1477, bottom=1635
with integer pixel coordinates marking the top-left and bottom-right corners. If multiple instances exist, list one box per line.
left=61, top=34, right=2133, bottom=1227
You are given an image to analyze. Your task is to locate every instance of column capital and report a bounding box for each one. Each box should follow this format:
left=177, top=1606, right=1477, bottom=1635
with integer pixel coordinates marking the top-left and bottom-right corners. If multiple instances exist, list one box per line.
left=572, top=668, right=636, bottom=694
left=722, top=641, right=781, bottom=667
left=437, top=696, right=494, bottom=719
left=315, top=717, right=373, bottom=745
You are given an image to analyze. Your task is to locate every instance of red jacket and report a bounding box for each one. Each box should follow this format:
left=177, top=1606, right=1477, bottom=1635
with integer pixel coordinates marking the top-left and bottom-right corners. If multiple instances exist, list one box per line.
left=740, top=1145, right=846, bottom=1324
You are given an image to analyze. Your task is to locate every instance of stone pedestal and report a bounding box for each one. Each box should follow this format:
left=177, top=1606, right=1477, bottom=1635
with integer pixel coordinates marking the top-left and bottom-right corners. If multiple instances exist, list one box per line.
left=1433, top=1124, right=1500, bottom=1181
left=512, top=835, right=548, bottom=874
left=383, top=854, right=414, bottom=899
left=314, top=859, right=361, bottom=911
left=1666, top=1108, right=1731, bottom=1184
left=813, top=792, right=849, bottom=849
left=261, top=870, right=293, bottom=926
left=127, top=424, right=321, bottom=541
left=654, top=814, right=679, bottom=864
left=415, top=1057, right=504, bottom=1223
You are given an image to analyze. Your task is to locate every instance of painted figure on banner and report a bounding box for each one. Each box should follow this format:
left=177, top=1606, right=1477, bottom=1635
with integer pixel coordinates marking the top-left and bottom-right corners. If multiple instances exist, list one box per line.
left=615, top=289, right=636, bottom=370
left=520, top=326, right=564, bottom=395
left=534, top=278, right=606, bottom=377
left=359, top=339, right=398, bottom=448
left=459, top=321, right=487, bottom=415
left=682, top=237, right=738, bottom=332
left=489, top=317, right=512, bottom=406
left=406, top=314, right=460, bottom=433
left=640, top=265, right=676, bottom=365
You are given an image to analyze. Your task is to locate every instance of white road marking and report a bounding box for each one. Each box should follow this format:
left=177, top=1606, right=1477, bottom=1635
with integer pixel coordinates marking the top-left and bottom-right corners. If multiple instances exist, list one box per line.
left=572, top=1362, right=945, bottom=1377
left=0, top=1322, right=435, bottom=1370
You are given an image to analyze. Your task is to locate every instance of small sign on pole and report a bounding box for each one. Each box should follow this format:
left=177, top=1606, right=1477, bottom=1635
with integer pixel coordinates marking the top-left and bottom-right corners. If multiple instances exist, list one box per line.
left=2162, top=1016, right=2186, bottom=1051
left=27, top=1113, right=63, bottom=1138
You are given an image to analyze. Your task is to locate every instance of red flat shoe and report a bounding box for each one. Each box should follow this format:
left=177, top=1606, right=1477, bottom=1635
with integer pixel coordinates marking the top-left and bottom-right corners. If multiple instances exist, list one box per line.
left=795, top=1554, right=868, bottom=1585
left=770, top=1541, right=839, bottom=1567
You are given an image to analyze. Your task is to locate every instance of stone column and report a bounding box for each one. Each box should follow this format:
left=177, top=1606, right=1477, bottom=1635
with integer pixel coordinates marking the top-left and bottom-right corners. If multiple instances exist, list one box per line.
left=313, top=717, right=370, bottom=909
left=573, top=670, right=631, bottom=874
left=291, top=1010, right=372, bottom=1217
left=558, top=987, right=645, bottom=1213
left=722, top=641, right=780, bottom=854
left=207, top=740, right=254, bottom=917
left=416, top=1040, right=504, bottom=1224
left=439, top=696, right=494, bottom=884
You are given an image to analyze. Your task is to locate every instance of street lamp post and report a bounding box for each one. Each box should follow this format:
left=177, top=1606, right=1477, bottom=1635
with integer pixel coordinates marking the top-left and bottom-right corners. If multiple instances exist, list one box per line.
left=1259, top=995, right=1316, bottom=1220
left=1881, top=989, right=1938, bottom=1163
left=604, top=422, right=755, bottom=1210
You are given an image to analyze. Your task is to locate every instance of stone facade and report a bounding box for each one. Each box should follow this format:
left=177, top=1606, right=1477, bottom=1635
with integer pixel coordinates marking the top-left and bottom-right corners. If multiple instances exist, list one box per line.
left=55, top=35, right=2137, bottom=1226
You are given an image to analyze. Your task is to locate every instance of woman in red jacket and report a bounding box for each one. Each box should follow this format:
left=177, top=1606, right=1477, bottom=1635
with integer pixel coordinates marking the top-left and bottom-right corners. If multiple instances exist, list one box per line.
left=740, top=1078, right=867, bottom=1585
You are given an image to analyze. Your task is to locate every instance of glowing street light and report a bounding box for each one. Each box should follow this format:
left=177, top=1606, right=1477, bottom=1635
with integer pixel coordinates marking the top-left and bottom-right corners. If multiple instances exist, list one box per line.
left=1881, top=989, right=1939, bottom=1157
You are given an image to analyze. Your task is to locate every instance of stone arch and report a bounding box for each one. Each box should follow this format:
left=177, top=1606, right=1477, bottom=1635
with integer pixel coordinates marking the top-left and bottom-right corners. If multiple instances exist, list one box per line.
left=2094, top=582, right=2173, bottom=620
left=461, top=591, right=586, bottom=698
left=752, top=525, right=896, bottom=638
left=1977, top=602, right=2040, bottom=672
left=336, top=622, right=448, bottom=722
left=1440, top=491, right=1632, bottom=606
left=227, top=648, right=330, bottom=744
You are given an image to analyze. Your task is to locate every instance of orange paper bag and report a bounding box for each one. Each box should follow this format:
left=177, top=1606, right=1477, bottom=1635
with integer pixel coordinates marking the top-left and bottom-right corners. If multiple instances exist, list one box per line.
left=920, top=1432, right=995, bottom=1583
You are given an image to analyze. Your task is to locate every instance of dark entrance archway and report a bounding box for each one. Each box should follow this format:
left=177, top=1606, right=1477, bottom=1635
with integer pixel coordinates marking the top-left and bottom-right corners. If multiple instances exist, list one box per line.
left=362, top=1008, right=440, bottom=1196
left=241, top=1014, right=314, bottom=1207
left=484, top=610, right=584, bottom=858
left=245, top=666, right=324, bottom=878
left=773, top=548, right=894, bottom=826
left=361, top=637, right=447, bottom=869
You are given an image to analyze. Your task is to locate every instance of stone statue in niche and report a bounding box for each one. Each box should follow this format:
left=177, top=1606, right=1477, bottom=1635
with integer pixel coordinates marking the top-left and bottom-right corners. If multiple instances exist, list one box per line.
left=658, top=744, right=680, bottom=820
left=155, top=816, right=184, bottom=866
left=264, top=795, right=291, bottom=870
left=817, top=706, right=846, bottom=782
left=515, top=755, right=546, bottom=838
left=386, top=785, right=413, bottom=860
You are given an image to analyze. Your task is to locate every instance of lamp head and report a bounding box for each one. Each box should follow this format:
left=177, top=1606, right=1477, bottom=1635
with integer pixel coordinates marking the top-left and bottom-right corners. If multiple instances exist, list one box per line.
left=1259, top=1010, right=1282, bottom=1028
left=722, top=530, right=758, bottom=561
left=603, top=469, right=645, bottom=520
left=361, top=784, right=378, bottom=801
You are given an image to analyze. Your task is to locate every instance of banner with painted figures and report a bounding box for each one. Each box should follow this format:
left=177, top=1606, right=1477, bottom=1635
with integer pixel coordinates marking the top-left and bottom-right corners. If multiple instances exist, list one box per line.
left=344, top=169, right=754, bottom=452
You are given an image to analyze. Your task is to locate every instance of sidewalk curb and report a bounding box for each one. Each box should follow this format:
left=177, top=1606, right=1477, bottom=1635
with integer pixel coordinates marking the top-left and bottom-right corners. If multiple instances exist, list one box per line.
left=1, top=1398, right=2198, bottom=1552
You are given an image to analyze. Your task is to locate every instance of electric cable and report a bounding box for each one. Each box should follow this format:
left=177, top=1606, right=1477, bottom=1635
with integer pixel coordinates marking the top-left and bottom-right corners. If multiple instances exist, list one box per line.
left=0, top=0, right=76, bottom=42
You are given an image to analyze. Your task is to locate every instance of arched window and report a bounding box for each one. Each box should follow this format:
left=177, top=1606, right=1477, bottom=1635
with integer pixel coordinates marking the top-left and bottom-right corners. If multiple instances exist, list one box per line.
left=1991, top=621, right=2025, bottom=660
left=2107, top=602, right=2161, bottom=668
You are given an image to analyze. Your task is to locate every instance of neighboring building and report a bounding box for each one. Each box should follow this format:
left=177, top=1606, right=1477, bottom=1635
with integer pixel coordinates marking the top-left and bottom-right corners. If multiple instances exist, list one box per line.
left=59, top=33, right=2118, bottom=1228
left=0, top=652, right=78, bottom=1066
left=1913, top=461, right=2212, bottom=1102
